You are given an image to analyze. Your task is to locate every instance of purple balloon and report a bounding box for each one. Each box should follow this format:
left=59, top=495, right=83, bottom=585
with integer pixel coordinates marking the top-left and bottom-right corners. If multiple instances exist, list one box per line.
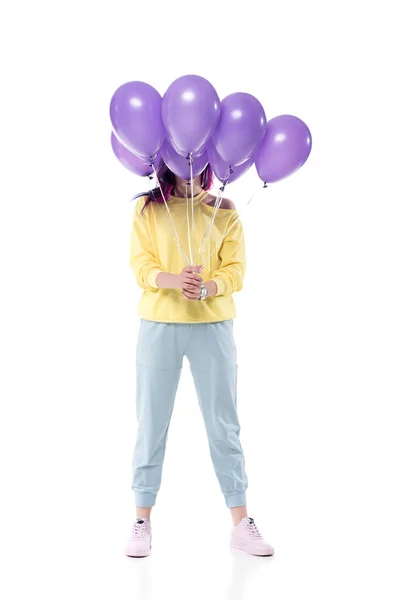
left=168, top=135, right=207, bottom=159
left=160, top=139, right=209, bottom=180
left=111, top=132, right=161, bottom=177
left=212, top=93, right=267, bottom=167
left=162, top=75, right=220, bottom=157
left=255, top=115, right=312, bottom=184
left=110, top=81, right=165, bottom=161
left=208, top=144, right=254, bottom=184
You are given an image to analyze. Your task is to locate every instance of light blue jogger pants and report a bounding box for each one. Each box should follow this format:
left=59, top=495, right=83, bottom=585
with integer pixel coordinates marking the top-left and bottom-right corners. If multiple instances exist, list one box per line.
left=132, top=318, right=249, bottom=509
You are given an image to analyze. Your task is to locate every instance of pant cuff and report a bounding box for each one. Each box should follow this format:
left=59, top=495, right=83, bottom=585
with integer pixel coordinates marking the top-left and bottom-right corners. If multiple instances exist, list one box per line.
left=224, top=491, right=247, bottom=508
left=135, top=491, right=157, bottom=508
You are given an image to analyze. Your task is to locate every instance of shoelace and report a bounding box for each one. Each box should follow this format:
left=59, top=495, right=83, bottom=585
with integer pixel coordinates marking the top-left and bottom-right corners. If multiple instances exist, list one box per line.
left=244, top=518, right=262, bottom=538
left=132, top=521, right=148, bottom=540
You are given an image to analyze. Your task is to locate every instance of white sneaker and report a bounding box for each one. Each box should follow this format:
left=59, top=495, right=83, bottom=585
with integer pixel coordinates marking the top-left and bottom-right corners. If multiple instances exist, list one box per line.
left=125, top=517, right=152, bottom=557
left=230, top=517, right=274, bottom=556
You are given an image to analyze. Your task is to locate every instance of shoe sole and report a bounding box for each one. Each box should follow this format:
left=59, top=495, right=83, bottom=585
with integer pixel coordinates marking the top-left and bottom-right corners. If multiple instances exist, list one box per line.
left=230, top=541, right=274, bottom=557
left=125, top=545, right=152, bottom=558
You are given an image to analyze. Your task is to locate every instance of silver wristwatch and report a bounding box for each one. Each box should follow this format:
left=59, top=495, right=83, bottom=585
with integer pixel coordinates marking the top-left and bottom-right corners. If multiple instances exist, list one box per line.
left=199, top=282, right=208, bottom=301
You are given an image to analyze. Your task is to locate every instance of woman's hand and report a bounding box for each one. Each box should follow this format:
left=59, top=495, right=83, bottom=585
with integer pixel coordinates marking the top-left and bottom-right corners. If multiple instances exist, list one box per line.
left=156, top=266, right=202, bottom=291
left=156, top=266, right=216, bottom=301
left=180, top=265, right=203, bottom=300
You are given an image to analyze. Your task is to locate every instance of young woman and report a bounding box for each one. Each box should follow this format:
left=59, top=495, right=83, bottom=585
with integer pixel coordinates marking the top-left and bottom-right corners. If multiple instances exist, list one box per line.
left=125, top=164, right=274, bottom=557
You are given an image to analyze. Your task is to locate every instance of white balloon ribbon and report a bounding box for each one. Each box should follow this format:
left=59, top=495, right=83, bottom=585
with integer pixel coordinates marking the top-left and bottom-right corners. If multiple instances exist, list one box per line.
left=151, top=164, right=190, bottom=265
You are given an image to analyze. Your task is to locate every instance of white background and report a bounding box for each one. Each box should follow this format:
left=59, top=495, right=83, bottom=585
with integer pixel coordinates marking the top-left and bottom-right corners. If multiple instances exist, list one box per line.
left=1, top=0, right=399, bottom=598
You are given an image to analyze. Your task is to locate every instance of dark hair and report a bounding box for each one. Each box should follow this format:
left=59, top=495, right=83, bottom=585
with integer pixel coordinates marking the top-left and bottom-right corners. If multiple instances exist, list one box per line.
left=133, top=161, right=214, bottom=214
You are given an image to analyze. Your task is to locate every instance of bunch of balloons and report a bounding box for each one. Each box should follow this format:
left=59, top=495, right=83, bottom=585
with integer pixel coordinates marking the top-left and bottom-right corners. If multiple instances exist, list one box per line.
left=109, top=75, right=312, bottom=186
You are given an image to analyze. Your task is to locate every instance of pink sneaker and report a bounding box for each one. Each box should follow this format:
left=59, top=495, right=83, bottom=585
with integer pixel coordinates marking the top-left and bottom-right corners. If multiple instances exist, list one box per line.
left=230, top=517, right=274, bottom=556
left=125, top=517, right=152, bottom=557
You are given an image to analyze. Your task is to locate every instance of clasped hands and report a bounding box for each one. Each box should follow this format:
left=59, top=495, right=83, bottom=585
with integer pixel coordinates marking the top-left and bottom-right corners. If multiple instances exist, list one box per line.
left=179, top=266, right=217, bottom=301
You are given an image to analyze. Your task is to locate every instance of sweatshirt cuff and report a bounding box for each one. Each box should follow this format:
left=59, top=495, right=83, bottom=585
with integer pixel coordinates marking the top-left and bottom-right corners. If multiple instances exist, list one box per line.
left=147, top=268, right=163, bottom=290
left=211, top=276, right=227, bottom=296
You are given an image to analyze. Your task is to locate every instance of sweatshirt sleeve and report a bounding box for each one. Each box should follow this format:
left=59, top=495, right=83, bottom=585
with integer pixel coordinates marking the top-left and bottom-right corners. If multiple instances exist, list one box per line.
left=129, top=197, right=163, bottom=291
left=210, top=213, right=246, bottom=297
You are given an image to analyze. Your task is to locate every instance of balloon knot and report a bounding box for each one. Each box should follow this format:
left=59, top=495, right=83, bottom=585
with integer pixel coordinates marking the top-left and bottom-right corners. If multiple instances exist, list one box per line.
left=263, top=182, right=268, bottom=188
left=219, top=185, right=226, bottom=192
left=149, top=175, right=153, bottom=180
left=229, top=167, right=234, bottom=175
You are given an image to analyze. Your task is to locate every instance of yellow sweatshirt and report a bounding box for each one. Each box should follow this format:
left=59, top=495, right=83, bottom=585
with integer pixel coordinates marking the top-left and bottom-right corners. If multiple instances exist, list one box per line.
left=129, top=190, right=246, bottom=323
